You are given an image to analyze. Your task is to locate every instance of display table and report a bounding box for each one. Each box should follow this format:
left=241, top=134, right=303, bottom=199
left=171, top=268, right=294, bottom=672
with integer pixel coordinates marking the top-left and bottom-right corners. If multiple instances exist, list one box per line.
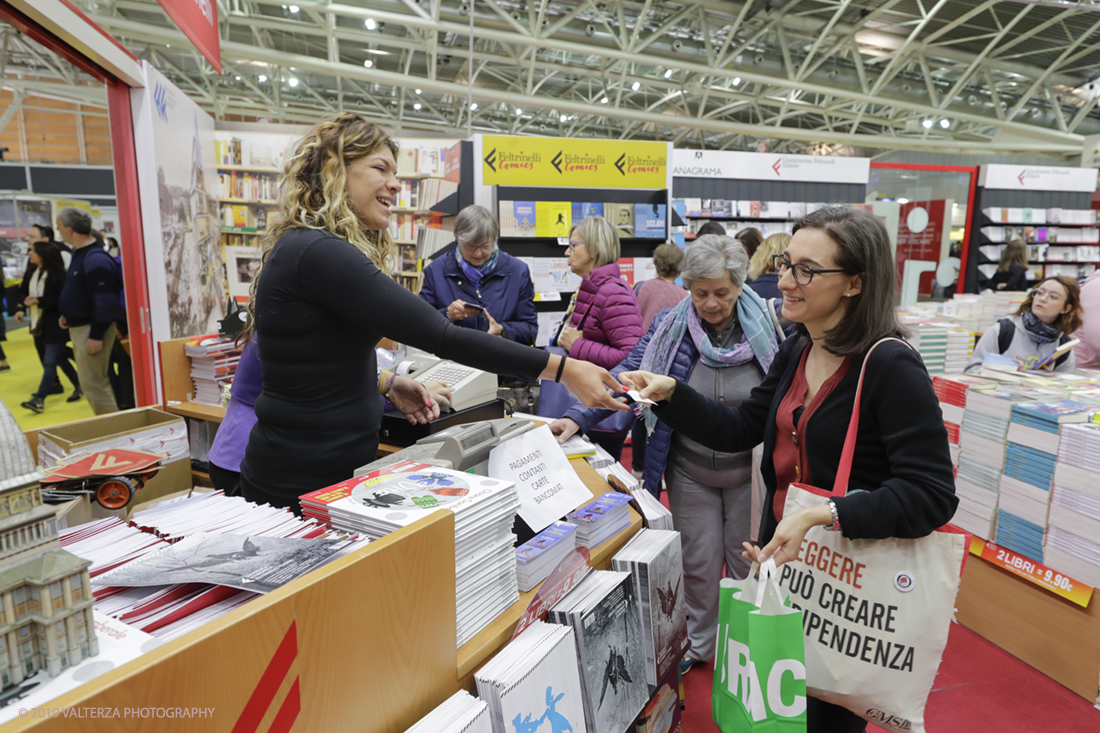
left=956, top=551, right=1100, bottom=702
left=4, top=445, right=639, bottom=731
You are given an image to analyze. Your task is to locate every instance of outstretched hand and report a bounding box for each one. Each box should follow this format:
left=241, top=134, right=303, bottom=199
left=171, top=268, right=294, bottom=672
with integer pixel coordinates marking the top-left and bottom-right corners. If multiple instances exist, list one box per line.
left=617, top=370, right=677, bottom=404
left=553, top=357, right=629, bottom=412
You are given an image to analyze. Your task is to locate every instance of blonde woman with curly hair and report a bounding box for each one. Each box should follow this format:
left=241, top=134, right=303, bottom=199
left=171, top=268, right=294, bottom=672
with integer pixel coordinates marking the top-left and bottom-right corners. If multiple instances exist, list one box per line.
left=746, top=232, right=791, bottom=300
left=239, top=112, right=625, bottom=510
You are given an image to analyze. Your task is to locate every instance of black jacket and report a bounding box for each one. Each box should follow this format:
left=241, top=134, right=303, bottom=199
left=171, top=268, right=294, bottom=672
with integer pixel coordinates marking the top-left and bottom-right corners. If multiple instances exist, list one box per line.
left=989, top=265, right=1028, bottom=292
left=653, top=336, right=958, bottom=545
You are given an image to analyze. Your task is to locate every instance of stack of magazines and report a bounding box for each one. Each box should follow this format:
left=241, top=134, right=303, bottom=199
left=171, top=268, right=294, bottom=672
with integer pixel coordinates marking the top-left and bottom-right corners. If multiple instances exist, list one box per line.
left=612, top=528, right=689, bottom=692
left=516, top=522, right=578, bottom=592
left=565, top=491, right=632, bottom=548
left=402, top=690, right=490, bottom=733
left=474, top=621, right=586, bottom=733
left=184, top=335, right=243, bottom=406
left=61, top=492, right=360, bottom=641
left=306, top=464, right=522, bottom=647
left=549, top=571, right=649, bottom=733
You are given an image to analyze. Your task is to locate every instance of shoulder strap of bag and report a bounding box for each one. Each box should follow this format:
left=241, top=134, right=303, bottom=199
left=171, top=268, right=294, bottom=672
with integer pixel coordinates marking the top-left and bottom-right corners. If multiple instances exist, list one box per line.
left=767, top=298, right=786, bottom=342
left=997, top=318, right=1015, bottom=354
left=832, top=337, right=914, bottom=496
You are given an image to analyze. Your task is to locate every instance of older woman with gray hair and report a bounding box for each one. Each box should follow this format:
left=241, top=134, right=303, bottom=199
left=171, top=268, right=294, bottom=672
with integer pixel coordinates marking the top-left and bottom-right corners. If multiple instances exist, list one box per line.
left=419, top=204, right=538, bottom=344
left=550, top=234, right=781, bottom=675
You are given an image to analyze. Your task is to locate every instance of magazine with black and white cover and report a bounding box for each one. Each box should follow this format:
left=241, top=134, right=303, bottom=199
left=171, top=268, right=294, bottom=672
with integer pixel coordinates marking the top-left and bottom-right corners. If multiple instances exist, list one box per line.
left=551, top=570, right=649, bottom=733
left=91, top=533, right=355, bottom=593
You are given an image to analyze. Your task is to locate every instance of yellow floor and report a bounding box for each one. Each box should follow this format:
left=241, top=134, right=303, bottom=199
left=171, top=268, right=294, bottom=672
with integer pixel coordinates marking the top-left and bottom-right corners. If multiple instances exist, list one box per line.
left=0, top=323, right=95, bottom=431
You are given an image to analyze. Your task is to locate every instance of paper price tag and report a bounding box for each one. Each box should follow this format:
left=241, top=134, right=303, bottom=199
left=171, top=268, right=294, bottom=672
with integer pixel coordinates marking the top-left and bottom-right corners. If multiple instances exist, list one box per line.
left=537, top=291, right=562, bottom=302
left=627, top=390, right=656, bottom=406
left=557, top=237, right=571, bottom=246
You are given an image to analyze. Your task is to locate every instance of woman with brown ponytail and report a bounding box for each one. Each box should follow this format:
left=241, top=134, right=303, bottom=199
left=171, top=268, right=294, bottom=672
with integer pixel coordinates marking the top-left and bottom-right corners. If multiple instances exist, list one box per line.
left=239, top=113, right=625, bottom=510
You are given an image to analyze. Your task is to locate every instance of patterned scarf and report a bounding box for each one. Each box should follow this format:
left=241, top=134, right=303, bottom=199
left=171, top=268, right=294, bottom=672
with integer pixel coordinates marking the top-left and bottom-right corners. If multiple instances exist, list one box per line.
left=455, top=246, right=499, bottom=286
left=1021, top=310, right=1060, bottom=344
left=637, top=285, right=780, bottom=432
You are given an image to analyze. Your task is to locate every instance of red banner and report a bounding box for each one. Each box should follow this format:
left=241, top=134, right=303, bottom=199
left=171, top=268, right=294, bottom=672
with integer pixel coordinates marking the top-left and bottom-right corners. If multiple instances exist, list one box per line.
left=157, top=0, right=221, bottom=73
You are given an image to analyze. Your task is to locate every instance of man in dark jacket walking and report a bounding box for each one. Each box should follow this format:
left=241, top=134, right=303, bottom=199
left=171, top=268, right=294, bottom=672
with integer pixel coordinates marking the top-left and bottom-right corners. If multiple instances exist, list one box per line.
left=57, top=207, right=120, bottom=415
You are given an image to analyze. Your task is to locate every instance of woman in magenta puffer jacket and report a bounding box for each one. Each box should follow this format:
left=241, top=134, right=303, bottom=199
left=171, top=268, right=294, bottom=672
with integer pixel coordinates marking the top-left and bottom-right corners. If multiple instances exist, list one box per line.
left=555, top=216, right=643, bottom=369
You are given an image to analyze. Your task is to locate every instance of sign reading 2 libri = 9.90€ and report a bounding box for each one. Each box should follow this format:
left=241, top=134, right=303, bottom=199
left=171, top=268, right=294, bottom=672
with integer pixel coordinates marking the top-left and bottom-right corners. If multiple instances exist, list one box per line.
left=482, top=136, right=667, bottom=189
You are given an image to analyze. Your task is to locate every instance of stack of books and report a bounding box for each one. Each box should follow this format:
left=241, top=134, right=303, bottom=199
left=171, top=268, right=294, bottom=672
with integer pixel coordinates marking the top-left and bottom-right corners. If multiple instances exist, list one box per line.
left=933, top=375, right=990, bottom=469
left=612, top=529, right=688, bottom=693
left=62, top=492, right=357, bottom=642
left=997, top=401, right=1093, bottom=563
left=565, top=492, right=633, bottom=548
left=184, top=335, right=243, bottom=406
left=550, top=570, right=649, bottom=733
left=516, top=522, right=578, bottom=592
left=309, top=464, right=521, bottom=647
left=1043, top=423, right=1100, bottom=586
left=474, top=621, right=586, bottom=733
left=585, top=445, right=673, bottom=531
left=402, top=690, right=490, bottom=733
left=908, top=323, right=949, bottom=374
left=953, top=389, right=1023, bottom=538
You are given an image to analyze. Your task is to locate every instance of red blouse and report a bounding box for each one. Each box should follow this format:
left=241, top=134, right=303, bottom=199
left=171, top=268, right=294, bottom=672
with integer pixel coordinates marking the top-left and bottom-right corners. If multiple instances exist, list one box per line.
left=771, top=345, right=854, bottom=522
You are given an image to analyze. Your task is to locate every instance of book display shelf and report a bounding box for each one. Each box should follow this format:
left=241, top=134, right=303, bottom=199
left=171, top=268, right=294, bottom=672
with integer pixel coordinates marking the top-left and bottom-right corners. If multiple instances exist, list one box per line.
left=491, top=185, right=670, bottom=347
left=8, top=429, right=639, bottom=732
left=963, top=164, right=1099, bottom=293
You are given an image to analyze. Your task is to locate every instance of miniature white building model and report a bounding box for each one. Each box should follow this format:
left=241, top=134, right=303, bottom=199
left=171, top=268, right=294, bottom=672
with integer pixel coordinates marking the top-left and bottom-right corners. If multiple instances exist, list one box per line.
left=0, top=403, right=96, bottom=687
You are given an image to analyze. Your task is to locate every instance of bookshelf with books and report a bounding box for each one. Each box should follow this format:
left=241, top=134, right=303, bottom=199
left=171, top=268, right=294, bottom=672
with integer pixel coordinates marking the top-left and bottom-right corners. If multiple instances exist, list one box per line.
left=670, top=148, right=869, bottom=247
left=486, top=186, right=670, bottom=347
left=964, top=164, right=1099, bottom=292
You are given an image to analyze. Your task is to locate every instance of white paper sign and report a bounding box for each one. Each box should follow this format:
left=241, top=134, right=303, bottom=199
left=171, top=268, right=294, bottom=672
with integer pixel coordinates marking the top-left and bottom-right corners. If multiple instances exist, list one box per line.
left=672, top=149, right=870, bottom=184
left=489, top=425, right=594, bottom=532
left=978, top=163, right=1098, bottom=192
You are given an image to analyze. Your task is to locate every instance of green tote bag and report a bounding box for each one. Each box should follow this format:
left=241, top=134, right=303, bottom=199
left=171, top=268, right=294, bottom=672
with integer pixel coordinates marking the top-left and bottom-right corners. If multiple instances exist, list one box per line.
left=713, top=559, right=807, bottom=733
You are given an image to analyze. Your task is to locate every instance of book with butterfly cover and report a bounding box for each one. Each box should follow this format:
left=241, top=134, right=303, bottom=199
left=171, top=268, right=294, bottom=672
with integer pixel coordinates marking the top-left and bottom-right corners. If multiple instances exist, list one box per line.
left=612, top=528, right=688, bottom=692
left=549, top=570, right=648, bottom=733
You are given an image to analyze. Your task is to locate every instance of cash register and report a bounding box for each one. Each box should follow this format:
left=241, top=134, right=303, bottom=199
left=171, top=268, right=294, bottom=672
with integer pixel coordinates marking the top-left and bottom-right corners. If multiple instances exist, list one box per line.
left=359, top=417, right=536, bottom=476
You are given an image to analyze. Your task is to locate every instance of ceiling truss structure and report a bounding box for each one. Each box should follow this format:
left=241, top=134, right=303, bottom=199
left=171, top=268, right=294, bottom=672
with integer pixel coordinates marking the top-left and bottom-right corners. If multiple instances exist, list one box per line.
left=6, top=0, right=1100, bottom=157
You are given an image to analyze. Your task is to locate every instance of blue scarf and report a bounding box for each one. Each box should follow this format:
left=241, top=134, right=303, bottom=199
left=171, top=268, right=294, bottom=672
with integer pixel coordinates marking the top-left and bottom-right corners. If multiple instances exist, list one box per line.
left=637, top=285, right=780, bottom=433
left=456, top=246, right=499, bottom=286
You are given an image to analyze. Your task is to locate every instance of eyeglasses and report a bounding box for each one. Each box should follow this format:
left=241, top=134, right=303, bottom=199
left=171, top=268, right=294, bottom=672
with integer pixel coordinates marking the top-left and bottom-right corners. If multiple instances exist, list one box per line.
left=460, top=242, right=495, bottom=254
left=772, top=253, right=846, bottom=286
left=1032, top=287, right=1064, bottom=303
left=565, top=240, right=585, bottom=251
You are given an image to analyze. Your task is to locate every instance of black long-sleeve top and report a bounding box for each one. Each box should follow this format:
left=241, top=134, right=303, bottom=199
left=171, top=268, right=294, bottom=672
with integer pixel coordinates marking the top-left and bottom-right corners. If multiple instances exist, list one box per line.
left=653, top=336, right=958, bottom=545
left=241, top=228, right=551, bottom=508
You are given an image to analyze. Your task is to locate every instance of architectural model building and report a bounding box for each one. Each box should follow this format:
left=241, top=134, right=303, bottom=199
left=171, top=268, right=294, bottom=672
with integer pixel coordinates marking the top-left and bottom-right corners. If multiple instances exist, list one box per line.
left=0, top=403, right=97, bottom=688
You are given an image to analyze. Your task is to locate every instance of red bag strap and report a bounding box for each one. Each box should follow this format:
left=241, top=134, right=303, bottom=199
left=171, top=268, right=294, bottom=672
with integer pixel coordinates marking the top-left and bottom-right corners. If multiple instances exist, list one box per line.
left=832, top=337, right=913, bottom=497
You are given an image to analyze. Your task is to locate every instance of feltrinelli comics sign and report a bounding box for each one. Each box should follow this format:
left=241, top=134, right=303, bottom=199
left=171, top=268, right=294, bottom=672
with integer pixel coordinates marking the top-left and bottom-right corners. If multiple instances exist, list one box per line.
left=482, top=135, right=668, bottom=188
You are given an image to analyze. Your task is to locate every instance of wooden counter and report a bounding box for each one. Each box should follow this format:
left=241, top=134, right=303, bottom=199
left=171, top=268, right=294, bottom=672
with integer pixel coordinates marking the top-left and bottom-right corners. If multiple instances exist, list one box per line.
left=956, top=552, right=1100, bottom=702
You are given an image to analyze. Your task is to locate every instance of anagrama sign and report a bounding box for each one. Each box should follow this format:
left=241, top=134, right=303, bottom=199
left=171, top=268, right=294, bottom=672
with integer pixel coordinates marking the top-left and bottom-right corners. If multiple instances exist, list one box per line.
left=978, top=163, right=1098, bottom=193
left=672, top=149, right=870, bottom=185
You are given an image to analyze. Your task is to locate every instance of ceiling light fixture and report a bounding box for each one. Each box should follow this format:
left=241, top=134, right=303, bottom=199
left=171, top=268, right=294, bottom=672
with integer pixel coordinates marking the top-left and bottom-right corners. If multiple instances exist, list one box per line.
left=600, top=97, right=608, bottom=104
left=664, top=69, right=672, bottom=79
left=922, top=119, right=933, bottom=128
left=235, top=76, right=241, bottom=81
left=258, top=75, right=267, bottom=82
left=516, top=107, right=523, bottom=115
left=364, top=59, right=373, bottom=68
left=414, top=103, right=422, bottom=110
left=939, top=119, right=950, bottom=129
left=631, top=81, right=641, bottom=91
left=560, top=114, right=568, bottom=122
left=415, top=88, right=422, bottom=95
left=897, top=198, right=909, bottom=204
left=733, top=77, right=741, bottom=85
left=365, top=18, right=377, bottom=30
left=288, top=77, right=299, bottom=87
left=289, top=4, right=299, bottom=12
left=470, top=102, right=478, bottom=110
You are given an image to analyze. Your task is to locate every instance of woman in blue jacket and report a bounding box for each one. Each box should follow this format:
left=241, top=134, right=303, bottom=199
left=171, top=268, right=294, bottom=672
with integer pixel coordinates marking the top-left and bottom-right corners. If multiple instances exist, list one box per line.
left=419, top=205, right=538, bottom=345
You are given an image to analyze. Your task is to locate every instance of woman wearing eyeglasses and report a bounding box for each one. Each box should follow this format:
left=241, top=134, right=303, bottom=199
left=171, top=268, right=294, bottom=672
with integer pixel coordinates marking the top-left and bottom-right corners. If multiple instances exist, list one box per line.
left=619, top=207, right=957, bottom=733
left=965, top=275, right=1083, bottom=374
left=419, top=204, right=538, bottom=345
